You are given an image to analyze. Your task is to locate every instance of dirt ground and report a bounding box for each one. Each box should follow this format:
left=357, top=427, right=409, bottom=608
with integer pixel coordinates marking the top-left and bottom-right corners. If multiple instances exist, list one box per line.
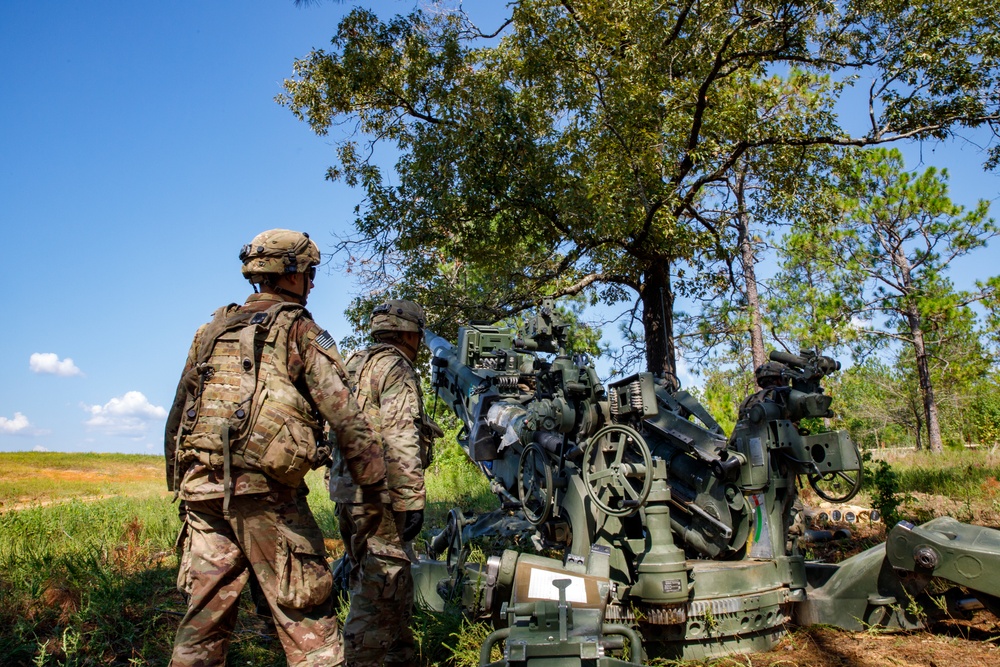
left=715, top=620, right=998, bottom=667
left=0, top=455, right=166, bottom=512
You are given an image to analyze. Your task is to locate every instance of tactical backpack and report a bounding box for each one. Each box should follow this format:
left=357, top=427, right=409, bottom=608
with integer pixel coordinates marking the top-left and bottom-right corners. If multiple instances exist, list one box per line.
left=328, top=344, right=437, bottom=504
left=174, top=301, right=325, bottom=509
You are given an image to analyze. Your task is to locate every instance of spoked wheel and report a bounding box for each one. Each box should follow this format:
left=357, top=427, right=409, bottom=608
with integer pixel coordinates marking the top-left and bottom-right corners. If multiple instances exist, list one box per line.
left=582, top=425, right=653, bottom=517
left=808, top=466, right=863, bottom=503
left=518, top=443, right=554, bottom=525
left=807, top=438, right=863, bottom=502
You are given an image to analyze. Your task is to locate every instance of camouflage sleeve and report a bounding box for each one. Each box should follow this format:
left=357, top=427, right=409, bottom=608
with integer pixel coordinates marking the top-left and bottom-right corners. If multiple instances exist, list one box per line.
left=299, top=323, right=386, bottom=489
left=377, top=358, right=427, bottom=512
left=164, top=327, right=203, bottom=492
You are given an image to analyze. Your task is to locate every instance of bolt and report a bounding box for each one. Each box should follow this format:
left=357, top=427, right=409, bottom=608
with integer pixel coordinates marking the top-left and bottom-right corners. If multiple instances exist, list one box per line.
left=914, top=546, right=939, bottom=570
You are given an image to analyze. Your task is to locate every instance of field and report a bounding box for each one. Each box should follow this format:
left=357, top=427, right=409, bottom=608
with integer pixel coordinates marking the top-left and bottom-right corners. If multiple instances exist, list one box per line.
left=1, top=448, right=998, bottom=666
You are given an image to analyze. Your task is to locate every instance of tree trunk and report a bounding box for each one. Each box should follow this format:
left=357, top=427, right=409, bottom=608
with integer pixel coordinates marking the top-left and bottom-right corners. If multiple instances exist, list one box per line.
left=894, top=247, right=945, bottom=454
left=908, top=310, right=944, bottom=453
left=642, top=262, right=677, bottom=387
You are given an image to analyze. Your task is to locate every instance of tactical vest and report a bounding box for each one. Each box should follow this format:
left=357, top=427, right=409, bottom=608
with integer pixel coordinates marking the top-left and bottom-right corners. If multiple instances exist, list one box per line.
left=175, top=302, right=323, bottom=494
left=353, top=346, right=435, bottom=458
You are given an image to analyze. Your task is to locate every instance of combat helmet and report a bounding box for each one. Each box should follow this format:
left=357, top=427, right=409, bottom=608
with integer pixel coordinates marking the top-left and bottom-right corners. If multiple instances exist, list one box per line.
left=754, top=361, right=788, bottom=388
left=240, top=229, right=320, bottom=283
left=371, top=299, right=426, bottom=336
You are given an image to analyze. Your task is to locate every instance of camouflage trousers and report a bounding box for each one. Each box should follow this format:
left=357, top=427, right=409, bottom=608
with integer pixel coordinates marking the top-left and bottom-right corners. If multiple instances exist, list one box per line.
left=337, top=504, right=416, bottom=666
left=170, top=488, right=343, bottom=667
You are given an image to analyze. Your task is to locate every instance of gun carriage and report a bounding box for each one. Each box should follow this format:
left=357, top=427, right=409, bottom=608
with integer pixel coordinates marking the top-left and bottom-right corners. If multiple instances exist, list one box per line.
left=412, top=299, right=1000, bottom=666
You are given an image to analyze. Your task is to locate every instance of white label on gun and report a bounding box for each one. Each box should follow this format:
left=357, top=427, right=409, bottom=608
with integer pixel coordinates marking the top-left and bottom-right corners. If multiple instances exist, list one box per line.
left=527, top=569, right=588, bottom=604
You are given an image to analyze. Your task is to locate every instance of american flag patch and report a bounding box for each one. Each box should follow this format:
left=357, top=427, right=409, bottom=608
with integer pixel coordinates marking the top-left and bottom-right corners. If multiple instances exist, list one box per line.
left=315, top=330, right=336, bottom=350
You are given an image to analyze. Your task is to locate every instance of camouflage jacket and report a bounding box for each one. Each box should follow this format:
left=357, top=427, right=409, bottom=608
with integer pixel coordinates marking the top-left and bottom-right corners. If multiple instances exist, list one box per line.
left=165, top=293, right=385, bottom=501
left=329, top=344, right=429, bottom=512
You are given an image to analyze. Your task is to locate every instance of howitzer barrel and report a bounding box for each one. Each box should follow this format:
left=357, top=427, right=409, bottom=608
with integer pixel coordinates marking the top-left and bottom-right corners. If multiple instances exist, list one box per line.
left=424, top=330, right=489, bottom=396
left=424, top=329, right=492, bottom=433
left=424, top=328, right=457, bottom=359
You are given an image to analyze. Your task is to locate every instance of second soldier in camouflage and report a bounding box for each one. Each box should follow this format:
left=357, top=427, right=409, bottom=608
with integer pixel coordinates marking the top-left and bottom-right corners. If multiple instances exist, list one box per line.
left=329, top=299, right=441, bottom=666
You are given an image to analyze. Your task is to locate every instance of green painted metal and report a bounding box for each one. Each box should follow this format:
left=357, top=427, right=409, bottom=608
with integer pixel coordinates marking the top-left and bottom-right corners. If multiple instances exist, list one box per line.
left=887, top=517, right=1000, bottom=598
left=417, top=302, right=1000, bottom=666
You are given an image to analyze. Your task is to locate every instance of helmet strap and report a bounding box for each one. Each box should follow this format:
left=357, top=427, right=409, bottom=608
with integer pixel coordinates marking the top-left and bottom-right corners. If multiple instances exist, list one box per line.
left=376, top=331, right=420, bottom=361
left=273, top=281, right=307, bottom=304
left=261, top=275, right=307, bottom=304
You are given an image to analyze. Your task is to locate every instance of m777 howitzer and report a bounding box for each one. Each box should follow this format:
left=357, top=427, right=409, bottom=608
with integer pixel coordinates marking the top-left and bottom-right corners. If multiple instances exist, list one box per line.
left=410, top=300, right=1000, bottom=666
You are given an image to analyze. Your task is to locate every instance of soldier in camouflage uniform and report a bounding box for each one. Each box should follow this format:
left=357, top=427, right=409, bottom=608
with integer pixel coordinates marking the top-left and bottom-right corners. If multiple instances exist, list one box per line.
left=164, top=229, right=387, bottom=667
left=329, top=299, right=440, bottom=666
left=738, top=361, right=791, bottom=421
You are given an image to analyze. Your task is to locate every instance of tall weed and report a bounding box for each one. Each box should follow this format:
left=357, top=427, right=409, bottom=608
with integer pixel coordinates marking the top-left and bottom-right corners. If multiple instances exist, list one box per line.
left=864, top=455, right=906, bottom=526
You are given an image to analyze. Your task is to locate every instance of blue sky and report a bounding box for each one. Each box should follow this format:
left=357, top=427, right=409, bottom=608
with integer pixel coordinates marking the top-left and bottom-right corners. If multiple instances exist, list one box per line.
left=1, top=1, right=997, bottom=456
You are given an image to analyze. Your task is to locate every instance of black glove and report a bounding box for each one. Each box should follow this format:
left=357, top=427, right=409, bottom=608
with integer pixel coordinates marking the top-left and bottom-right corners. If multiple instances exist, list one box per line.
left=401, top=509, right=424, bottom=542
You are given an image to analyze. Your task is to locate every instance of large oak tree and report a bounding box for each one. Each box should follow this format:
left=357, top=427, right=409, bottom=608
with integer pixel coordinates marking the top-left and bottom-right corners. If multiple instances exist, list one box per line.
left=281, top=0, right=1000, bottom=380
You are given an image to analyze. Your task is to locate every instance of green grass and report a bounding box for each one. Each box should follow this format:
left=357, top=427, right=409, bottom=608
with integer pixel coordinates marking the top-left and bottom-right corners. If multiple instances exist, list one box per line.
left=865, top=448, right=1000, bottom=498
left=423, top=438, right=498, bottom=530
left=0, top=446, right=493, bottom=666
left=0, top=494, right=184, bottom=666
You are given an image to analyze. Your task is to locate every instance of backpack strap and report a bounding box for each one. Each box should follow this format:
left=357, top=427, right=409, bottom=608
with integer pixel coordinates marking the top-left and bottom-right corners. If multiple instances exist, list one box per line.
left=347, top=343, right=401, bottom=412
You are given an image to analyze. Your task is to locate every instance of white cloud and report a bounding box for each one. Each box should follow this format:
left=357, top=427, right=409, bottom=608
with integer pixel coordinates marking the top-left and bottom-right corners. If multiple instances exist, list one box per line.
left=33, top=445, right=49, bottom=452
left=0, top=412, right=31, bottom=434
left=30, top=352, right=83, bottom=377
left=84, top=391, right=167, bottom=436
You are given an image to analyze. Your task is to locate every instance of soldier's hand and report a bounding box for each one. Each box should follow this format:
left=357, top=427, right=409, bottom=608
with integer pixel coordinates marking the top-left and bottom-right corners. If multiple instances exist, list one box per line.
left=401, top=509, right=424, bottom=542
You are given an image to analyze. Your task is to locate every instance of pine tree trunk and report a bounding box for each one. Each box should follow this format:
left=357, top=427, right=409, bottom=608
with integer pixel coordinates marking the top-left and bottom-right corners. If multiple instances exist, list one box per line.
left=738, top=212, right=766, bottom=369
left=733, top=168, right=766, bottom=369
left=895, top=249, right=945, bottom=454
left=909, top=316, right=944, bottom=453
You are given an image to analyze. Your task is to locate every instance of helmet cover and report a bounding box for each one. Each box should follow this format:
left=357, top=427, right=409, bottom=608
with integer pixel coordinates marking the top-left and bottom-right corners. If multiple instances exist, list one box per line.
left=240, top=229, right=320, bottom=282
left=370, top=299, right=426, bottom=336
left=754, top=361, right=788, bottom=387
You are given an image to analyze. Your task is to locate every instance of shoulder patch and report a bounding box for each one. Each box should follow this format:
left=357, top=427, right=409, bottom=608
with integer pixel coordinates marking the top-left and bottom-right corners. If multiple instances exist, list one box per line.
left=315, top=330, right=337, bottom=350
